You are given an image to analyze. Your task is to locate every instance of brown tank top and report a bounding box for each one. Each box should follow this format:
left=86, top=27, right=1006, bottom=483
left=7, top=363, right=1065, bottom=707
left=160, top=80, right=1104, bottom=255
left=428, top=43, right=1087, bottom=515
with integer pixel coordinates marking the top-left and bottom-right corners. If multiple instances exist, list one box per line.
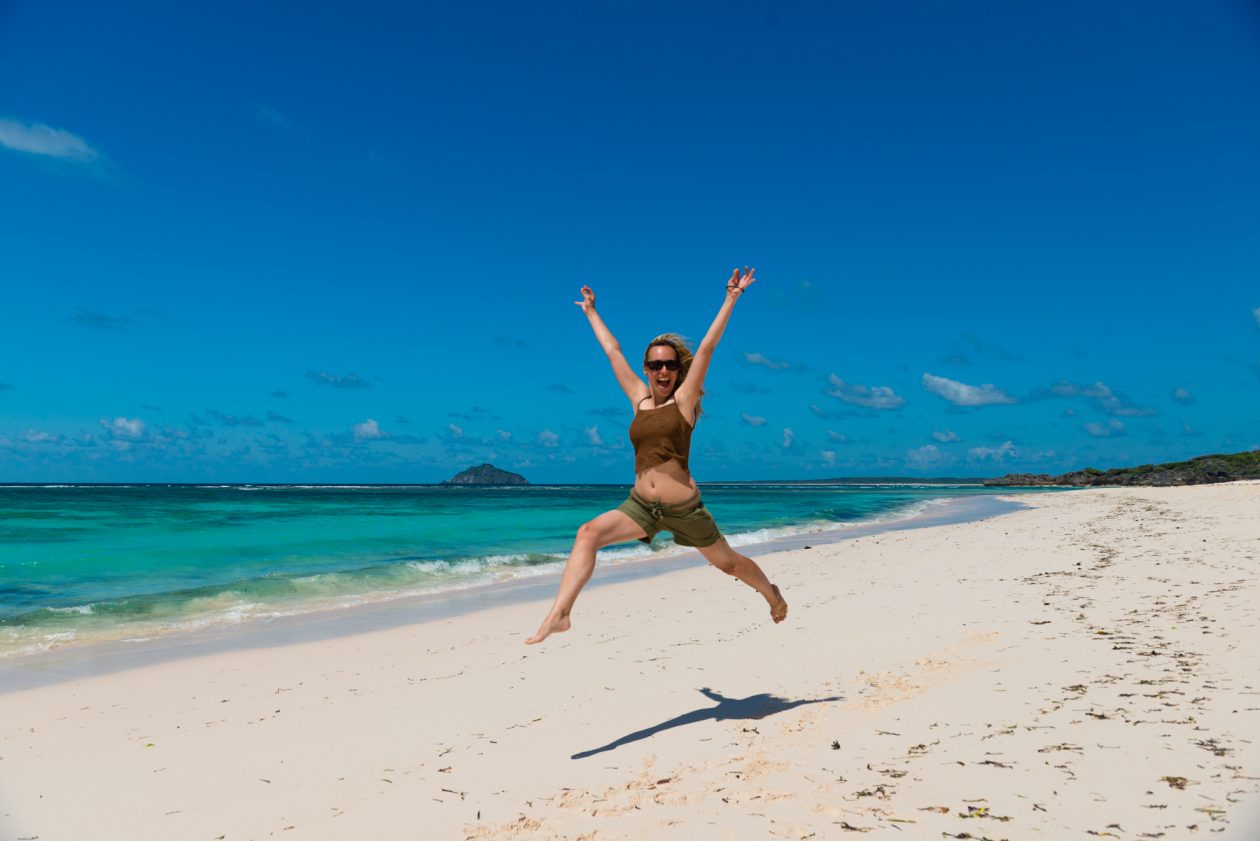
left=629, top=400, right=693, bottom=473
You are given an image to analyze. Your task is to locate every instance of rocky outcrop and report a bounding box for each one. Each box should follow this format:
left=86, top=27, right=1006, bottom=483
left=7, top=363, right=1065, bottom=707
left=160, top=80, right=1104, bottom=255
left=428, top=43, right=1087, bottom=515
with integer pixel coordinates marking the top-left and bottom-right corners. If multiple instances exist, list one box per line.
left=983, top=473, right=1061, bottom=487
left=985, top=450, right=1260, bottom=487
left=443, top=463, right=529, bottom=486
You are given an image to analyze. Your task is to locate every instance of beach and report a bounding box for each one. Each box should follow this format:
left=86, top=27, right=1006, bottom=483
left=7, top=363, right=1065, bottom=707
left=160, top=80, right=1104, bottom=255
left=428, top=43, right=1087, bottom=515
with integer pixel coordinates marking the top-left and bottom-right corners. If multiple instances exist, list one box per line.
left=2, top=483, right=1258, bottom=840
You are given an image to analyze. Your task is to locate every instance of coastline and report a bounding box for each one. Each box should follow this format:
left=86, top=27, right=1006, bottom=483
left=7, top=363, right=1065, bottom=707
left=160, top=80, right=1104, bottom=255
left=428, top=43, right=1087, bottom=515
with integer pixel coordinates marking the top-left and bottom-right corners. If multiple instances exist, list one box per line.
left=3, top=484, right=1255, bottom=840
left=0, top=492, right=1026, bottom=692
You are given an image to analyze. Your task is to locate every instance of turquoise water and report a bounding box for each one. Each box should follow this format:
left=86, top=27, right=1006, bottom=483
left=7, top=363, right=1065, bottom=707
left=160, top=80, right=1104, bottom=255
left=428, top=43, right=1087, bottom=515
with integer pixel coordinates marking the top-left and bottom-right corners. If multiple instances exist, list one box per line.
left=0, top=483, right=1040, bottom=656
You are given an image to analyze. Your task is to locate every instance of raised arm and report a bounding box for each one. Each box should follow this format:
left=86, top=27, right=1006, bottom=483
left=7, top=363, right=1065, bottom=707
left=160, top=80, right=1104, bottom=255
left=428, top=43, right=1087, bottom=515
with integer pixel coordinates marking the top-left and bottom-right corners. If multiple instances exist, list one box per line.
left=676, top=268, right=756, bottom=407
left=576, top=285, right=649, bottom=406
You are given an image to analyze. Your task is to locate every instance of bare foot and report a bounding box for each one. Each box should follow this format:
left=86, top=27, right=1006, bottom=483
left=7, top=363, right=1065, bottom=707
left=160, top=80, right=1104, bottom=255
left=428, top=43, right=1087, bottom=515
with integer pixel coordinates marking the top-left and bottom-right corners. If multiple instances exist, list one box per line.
left=525, top=614, right=571, bottom=644
left=770, top=584, right=788, bottom=623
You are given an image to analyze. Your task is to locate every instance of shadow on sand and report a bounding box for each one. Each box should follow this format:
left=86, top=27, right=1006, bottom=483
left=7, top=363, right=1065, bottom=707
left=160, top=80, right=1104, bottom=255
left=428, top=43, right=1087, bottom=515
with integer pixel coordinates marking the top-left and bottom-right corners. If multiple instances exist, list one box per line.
left=571, top=687, right=843, bottom=760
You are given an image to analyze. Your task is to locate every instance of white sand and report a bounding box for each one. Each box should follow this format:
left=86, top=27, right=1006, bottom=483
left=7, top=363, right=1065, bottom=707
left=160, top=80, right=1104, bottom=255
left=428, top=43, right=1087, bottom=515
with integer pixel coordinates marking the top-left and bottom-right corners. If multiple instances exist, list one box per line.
left=2, top=483, right=1258, bottom=840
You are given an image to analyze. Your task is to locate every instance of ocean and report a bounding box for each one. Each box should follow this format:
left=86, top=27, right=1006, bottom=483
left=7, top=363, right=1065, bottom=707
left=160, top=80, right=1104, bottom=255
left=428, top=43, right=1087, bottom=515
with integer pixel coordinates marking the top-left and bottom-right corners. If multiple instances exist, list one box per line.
left=0, top=483, right=1050, bottom=659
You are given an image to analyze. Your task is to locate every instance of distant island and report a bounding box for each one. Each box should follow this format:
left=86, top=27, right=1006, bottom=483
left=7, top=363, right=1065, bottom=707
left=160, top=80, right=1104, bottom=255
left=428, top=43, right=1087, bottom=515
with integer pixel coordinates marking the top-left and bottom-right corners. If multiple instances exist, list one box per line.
left=986, top=449, right=1260, bottom=487
left=443, top=463, right=529, bottom=486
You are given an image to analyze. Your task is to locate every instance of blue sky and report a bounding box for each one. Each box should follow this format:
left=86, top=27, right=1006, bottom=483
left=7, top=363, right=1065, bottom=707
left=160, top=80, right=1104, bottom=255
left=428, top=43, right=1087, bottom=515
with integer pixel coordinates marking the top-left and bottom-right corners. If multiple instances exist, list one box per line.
left=2, top=0, right=1259, bottom=482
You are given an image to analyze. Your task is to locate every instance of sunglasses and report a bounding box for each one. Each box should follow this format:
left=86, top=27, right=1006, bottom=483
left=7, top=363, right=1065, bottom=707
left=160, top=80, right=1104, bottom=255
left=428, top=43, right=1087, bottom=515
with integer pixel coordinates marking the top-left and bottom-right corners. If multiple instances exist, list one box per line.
left=645, top=359, right=680, bottom=372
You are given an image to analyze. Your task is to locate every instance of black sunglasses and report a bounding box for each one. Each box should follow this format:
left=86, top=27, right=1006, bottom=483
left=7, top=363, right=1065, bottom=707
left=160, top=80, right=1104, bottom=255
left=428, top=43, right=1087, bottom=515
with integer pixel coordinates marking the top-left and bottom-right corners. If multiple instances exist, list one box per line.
left=645, top=359, right=680, bottom=372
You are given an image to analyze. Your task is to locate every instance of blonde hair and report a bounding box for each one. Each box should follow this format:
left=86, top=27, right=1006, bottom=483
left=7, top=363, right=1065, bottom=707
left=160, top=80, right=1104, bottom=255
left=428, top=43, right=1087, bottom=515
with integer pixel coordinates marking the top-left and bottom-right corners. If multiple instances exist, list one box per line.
left=644, top=333, right=703, bottom=419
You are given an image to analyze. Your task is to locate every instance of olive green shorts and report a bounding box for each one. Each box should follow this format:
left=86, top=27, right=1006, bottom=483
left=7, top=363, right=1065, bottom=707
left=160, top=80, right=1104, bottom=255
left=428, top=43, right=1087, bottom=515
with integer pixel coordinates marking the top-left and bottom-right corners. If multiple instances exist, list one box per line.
left=617, top=489, right=722, bottom=548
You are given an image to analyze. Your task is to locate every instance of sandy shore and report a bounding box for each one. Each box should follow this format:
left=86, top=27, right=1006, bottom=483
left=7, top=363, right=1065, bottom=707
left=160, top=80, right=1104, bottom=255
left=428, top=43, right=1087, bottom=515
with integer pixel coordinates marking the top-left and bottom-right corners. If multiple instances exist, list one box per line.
left=2, top=484, right=1258, bottom=840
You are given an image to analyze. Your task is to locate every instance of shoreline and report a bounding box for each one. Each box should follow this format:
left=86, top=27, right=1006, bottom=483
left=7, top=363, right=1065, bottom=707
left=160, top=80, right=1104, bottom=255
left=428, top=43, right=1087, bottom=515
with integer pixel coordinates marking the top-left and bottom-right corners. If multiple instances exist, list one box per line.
left=0, top=484, right=1257, bottom=839
left=0, top=493, right=1027, bottom=693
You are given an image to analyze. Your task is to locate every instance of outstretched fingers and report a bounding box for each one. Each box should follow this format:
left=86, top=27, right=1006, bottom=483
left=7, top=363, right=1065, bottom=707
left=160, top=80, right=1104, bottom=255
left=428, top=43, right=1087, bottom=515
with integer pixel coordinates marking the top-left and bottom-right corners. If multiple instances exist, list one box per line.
left=728, top=267, right=756, bottom=293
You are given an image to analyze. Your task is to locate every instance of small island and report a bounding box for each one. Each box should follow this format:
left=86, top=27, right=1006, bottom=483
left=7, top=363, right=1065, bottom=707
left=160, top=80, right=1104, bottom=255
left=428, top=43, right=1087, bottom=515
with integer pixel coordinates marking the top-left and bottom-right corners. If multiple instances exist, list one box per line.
left=443, top=463, right=529, bottom=486
left=985, top=449, right=1260, bottom=487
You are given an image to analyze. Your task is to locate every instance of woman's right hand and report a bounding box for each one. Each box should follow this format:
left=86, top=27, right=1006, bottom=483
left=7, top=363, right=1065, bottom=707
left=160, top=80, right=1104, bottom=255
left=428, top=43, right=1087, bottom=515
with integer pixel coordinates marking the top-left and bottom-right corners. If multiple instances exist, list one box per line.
left=574, top=284, right=596, bottom=314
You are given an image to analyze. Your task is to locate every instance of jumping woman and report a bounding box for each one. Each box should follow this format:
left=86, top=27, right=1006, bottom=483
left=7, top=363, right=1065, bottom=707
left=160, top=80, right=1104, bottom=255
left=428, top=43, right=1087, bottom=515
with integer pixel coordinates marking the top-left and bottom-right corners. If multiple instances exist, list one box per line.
left=525, top=268, right=789, bottom=644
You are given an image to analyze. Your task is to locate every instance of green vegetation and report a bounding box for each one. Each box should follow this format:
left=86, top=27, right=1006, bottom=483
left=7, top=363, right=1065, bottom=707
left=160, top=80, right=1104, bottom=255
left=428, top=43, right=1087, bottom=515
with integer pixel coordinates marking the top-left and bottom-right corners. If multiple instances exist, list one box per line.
left=989, top=449, right=1260, bottom=487
left=1072, top=450, right=1260, bottom=484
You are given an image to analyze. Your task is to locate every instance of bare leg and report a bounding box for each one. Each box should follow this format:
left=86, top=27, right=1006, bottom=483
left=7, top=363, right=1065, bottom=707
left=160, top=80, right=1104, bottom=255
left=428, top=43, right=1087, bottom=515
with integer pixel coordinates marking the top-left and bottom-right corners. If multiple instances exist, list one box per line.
left=696, top=538, right=788, bottom=623
left=525, top=509, right=647, bottom=644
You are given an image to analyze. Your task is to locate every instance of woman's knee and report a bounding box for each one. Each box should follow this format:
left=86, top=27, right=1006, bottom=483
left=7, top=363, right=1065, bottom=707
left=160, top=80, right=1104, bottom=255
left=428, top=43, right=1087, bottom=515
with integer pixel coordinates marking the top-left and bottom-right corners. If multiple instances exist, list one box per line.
left=576, top=519, right=620, bottom=549
left=575, top=520, right=601, bottom=546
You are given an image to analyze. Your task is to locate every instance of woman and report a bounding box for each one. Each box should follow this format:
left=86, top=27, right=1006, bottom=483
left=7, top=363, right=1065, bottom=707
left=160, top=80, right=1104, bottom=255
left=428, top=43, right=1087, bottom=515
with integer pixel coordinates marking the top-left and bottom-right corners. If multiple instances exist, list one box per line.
left=526, top=267, right=788, bottom=644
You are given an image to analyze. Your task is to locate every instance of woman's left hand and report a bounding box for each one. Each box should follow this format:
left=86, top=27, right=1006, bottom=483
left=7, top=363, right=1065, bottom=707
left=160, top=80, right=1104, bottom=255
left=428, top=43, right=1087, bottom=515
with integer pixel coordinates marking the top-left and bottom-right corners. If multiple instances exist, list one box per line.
left=726, top=266, right=756, bottom=297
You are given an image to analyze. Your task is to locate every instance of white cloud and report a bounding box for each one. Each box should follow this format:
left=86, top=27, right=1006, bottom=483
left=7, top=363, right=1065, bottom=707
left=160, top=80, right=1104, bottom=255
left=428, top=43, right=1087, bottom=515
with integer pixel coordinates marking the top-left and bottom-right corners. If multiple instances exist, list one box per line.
left=967, top=440, right=1019, bottom=462
left=922, top=373, right=1016, bottom=407
left=538, top=429, right=560, bottom=447
left=1171, top=387, right=1194, bottom=406
left=1253, top=306, right=1260, bottom=328
left=1050, top=381, right=1085, bottom=398
left=1093, top=386, right=1155, bottom=417
left=808, top=404, right=833, bottom=419
left=1083, top=420, right=1125, bottom=438
left=825, top=375, right=905, bottom=409
left=741, top=413, right=767, bottom=427
left=353, top=419, right=384, bottom=440
left=931, top=429, right=961, bottom=443
left=827, top=430, right=848, bottom=442
left=906, top=444, right=949, bottom=468
left=100, top=416, right=145, bottom=439
left=782, top=428, right=794, bottom=448
left=447, top=423, right=463, bottom=439
left=497, top=429, right=512, bottom=441
left=21, top=429, right=61, bottom=444
left=821, top=450, right=836, bottom=468
left=584, top=425, right=603, bottom=446
left=0, top=118, right=100, bottom=162
left=1049, top=380, right=1155, bottom=416
left=743, top=352, right=790, bottom=370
